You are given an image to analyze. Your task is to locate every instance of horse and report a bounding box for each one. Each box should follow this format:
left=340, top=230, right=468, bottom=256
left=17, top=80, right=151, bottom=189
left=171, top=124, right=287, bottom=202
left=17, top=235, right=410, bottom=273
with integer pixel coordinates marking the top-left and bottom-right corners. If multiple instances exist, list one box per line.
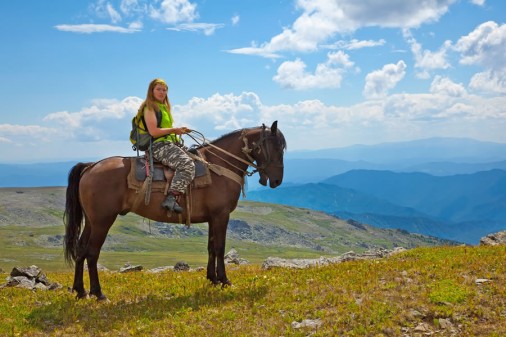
left=63, top=121, right=286, bottom=300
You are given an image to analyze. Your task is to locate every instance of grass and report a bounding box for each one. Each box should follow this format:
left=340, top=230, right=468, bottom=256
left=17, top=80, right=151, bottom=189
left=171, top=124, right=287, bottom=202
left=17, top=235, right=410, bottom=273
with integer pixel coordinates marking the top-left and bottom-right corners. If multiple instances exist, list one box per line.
left=1, top=245, right=505, bottom=336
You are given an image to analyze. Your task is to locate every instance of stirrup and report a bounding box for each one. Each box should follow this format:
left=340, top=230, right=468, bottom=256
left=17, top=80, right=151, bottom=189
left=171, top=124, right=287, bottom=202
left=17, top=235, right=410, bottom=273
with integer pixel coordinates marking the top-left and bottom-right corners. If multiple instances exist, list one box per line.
left=162, top=194, right=183, bottom=213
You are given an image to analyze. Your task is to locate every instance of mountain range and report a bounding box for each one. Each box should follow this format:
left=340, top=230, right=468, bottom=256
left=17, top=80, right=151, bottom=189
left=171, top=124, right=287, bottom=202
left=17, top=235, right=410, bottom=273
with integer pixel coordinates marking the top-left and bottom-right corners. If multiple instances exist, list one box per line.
left=247, top=169, right=506, bottom=244
left=1, top=137, right=505, bottom=244
left=246, top=137, right=506, bottom=244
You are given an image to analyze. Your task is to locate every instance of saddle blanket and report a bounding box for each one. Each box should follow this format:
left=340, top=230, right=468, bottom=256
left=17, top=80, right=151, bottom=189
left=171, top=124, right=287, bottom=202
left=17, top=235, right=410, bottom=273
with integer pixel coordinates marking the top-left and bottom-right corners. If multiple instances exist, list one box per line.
left=127, top=156, right=212, bottom=193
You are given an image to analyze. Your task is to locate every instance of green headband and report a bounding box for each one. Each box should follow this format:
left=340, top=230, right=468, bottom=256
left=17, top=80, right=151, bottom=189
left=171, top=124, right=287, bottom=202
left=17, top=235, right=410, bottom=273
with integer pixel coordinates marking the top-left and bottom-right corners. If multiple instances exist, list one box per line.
left=154, top=79, right=167, bottom=87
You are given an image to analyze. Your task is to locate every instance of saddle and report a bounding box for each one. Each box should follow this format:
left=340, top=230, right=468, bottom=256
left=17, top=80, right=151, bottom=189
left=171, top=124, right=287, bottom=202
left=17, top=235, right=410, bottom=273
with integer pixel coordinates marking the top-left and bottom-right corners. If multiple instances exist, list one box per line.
left=127, top=153, right=212, bottom=194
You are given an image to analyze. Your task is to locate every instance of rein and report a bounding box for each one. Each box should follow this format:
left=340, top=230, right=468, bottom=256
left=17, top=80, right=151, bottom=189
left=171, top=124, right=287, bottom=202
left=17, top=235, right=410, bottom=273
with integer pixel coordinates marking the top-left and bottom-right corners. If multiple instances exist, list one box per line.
left=186, top=129, right=263, bottom=177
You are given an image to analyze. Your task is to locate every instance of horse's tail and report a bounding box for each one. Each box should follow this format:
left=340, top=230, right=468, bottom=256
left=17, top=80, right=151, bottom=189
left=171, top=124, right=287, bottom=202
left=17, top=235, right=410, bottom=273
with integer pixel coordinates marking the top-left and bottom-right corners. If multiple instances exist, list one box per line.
left=63, top=162, right=90, bottom=265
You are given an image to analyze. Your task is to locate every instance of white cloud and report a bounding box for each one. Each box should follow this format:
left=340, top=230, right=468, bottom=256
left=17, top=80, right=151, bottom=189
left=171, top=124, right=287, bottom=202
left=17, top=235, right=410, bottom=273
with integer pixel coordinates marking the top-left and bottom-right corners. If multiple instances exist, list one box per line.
left=3, top=85, right=506, bottom=160
left=226, top=46, right=282, bottom=59
left=231, top=15, right=240, bottom=26
left=470, top=0, right=485, bottom=6
left=167, top=22, right=224, bottom=35
left=57, top=0, right=205, bottom=34
left=149, top=0, right=198, bottom=24
left=91, top=0, right=121, bottom=22
left=469, top=71, right=506, bottom=94
left=42, top=97, right=142, bottom=141
left=120, top=0, right=146, bottom=15
left=228, top=0, right=457, bottom=57
left=54, top=23, right=140, bottom=34
left=454, top=21, right=506, bottom=93
left=363, top=60, right=407, bottom=99
left=175, top=92, right=262, bottom=133
left=455, top=21, right=506, bottom=69
left=0, top=124, right=63, bottom=143
left=324, top=38, right=386, bottom=50
left=404, top=30, right=451, bottom=78
left=430, top=76, right=467, bottom=97
left=273, top=51, right=355, bottom=90
left=176, top=88, right=506, bottom=150
left=106, top=3, right=122, bottom=23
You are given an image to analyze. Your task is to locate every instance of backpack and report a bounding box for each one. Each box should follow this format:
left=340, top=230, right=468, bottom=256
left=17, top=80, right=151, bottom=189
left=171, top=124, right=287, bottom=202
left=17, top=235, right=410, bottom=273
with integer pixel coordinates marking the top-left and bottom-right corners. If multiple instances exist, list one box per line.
left=130, top=108, right=162, bottom=151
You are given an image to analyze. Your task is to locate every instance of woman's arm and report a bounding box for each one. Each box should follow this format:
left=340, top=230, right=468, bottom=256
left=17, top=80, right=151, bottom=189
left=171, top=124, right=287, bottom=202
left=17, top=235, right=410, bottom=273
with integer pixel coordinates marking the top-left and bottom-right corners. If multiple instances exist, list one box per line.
left=144, top=108, right=190, bottom=137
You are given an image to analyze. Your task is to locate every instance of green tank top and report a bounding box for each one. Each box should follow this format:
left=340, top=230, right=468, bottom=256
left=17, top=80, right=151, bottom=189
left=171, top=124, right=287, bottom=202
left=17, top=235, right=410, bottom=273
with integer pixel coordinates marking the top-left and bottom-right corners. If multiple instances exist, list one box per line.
left=151, top=103, right=179, bottom=143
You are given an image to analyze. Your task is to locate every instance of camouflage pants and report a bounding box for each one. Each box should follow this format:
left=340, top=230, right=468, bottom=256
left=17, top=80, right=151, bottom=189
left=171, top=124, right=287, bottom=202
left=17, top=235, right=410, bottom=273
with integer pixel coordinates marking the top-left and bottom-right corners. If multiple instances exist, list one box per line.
left=152, top=141, right=195, bottom=193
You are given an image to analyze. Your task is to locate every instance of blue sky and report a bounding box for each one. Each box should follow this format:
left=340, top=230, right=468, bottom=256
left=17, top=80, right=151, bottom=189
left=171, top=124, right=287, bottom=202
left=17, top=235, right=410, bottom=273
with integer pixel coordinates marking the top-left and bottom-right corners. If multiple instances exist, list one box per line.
left=1, top=0, right=505, bottom=163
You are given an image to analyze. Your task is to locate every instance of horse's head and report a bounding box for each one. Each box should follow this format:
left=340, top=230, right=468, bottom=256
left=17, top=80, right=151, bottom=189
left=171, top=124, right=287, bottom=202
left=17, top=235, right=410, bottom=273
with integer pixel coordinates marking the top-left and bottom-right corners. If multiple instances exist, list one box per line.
left=249, top=121, right=286, bottom=188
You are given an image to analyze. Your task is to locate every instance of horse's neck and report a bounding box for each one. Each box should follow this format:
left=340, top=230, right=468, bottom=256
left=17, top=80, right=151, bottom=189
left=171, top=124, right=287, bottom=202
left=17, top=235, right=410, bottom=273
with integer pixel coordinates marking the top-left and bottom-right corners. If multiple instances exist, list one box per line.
left=203, top=129, right=254, bottom=170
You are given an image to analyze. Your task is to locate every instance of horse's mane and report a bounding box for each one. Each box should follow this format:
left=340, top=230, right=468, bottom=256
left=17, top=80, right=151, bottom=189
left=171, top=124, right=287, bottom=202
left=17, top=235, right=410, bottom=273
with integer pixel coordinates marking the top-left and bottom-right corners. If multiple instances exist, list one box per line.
left=194, top=125, right=286, bottom=152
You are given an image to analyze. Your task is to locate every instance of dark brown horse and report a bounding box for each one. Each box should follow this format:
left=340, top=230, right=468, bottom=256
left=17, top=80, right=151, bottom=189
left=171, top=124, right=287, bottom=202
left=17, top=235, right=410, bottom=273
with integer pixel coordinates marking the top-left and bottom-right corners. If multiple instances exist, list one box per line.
left=64, top=121, right=286, bottom=300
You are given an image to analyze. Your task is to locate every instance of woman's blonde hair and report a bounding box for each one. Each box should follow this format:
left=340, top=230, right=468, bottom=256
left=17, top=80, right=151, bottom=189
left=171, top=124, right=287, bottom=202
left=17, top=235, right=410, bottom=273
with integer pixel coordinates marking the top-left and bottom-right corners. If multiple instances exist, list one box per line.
left=138, top=78, right=171, bottom=113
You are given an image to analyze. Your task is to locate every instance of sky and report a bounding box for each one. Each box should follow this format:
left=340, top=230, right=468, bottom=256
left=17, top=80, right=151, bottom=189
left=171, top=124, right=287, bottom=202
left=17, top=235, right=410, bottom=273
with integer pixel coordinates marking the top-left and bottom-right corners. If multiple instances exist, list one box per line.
left=1, top=0, right=505, bottom=163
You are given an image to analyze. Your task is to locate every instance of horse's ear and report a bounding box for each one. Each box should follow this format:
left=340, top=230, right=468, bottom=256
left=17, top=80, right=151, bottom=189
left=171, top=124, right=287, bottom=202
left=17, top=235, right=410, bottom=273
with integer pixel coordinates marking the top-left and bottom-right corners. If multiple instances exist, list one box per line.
left=271, top=121, right=278, bottom=135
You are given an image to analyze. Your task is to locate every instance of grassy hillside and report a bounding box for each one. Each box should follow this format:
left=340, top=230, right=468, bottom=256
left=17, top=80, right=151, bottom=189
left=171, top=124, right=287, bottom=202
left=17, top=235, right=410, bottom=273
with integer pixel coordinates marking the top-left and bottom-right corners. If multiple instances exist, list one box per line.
left=0, top=187, right=454, bottom=273
left=1, top=246, right=505, bottom=336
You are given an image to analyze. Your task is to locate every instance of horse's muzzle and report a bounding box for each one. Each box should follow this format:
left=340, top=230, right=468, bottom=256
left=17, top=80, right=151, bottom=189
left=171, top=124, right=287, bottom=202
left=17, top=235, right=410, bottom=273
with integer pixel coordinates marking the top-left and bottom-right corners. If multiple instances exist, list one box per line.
left=269, top=178, right=282, bottom=188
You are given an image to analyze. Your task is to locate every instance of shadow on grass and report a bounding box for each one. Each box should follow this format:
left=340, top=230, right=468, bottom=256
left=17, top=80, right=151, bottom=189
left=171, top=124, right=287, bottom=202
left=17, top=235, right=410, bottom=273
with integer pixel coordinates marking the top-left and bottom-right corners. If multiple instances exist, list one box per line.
left=26, top=282, right=269, bottom=333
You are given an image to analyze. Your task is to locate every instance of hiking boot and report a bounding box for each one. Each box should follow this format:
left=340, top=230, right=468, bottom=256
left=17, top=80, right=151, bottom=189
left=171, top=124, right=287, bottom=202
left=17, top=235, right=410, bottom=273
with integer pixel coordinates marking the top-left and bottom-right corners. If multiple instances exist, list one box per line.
left=162, top=193, right=183, bottom=213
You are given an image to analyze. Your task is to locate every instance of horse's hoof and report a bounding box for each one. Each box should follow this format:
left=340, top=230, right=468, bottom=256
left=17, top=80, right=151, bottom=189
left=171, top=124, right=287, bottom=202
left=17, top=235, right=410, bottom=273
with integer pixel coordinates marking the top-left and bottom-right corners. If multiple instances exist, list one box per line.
left=76, top=293, right=88, bottom=300
left=94, top=294, right=109, bottom=302
left=97, top=296, right=110, bottom=303
left=221, top=280, right=232, bottom=289
left=74, top=291, right=88, bottom=300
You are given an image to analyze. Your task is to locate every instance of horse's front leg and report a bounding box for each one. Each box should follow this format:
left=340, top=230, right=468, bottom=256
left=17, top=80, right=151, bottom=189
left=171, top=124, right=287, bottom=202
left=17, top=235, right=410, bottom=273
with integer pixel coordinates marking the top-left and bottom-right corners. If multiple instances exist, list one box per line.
left=206, top=225, right=219, bottom=284
left=208, top=214, right=231, bottom=286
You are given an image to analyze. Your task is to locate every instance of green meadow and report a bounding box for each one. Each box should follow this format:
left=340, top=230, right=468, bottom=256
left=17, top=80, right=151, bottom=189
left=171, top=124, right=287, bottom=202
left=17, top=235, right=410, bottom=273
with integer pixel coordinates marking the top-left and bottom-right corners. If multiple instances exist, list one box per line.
left=1, top=246, right=505, bottom=336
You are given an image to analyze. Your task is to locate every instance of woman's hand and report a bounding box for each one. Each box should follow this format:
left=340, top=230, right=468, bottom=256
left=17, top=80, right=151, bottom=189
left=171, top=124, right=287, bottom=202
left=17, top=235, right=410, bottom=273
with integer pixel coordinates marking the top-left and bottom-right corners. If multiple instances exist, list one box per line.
left=174, top=127, right=191, bottom=135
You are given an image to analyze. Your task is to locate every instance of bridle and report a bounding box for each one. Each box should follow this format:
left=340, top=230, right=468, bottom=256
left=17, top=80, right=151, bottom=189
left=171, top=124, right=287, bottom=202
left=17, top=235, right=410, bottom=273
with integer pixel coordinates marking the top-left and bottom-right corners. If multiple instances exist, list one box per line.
left=240, top=124, right=284, bottom=177
left=186, top=125, right=284, bottom=177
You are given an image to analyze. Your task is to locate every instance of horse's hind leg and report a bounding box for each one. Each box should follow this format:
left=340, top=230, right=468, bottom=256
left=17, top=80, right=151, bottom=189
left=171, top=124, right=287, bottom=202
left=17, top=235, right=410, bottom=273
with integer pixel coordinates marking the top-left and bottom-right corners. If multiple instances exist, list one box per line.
left=72, top=222, right=91, bottom=299
left=86, top=217, right=115, bottom=301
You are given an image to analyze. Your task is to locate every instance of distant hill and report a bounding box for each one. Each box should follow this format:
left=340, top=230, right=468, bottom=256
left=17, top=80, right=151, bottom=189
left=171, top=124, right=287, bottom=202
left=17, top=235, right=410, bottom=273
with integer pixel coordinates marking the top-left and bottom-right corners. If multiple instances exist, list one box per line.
left=247, top=184, right=454, bottom=240
left=0, top=187, right=456, bottom=272
left=3, top=137, right=506, bottom=188
left=323, top=169, right=506, bottom=223
left=0, top=161, right=78, bottom=187
left=248, top=169, right=506, bottom=244
left=288, top=137, right=506, bottom=164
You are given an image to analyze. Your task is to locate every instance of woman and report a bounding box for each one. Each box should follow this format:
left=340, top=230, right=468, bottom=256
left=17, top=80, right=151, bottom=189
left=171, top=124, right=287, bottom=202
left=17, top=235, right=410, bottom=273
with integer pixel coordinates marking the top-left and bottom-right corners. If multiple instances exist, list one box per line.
left=141, top=78, right=195, bottom=213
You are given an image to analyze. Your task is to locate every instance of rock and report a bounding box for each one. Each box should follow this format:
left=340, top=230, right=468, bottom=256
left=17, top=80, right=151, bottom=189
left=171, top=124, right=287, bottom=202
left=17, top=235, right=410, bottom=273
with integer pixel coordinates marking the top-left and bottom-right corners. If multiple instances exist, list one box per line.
left=413, top=322, right=431, bottom=332
left=11, top=265, right=41, bottom=278
left=6, top=276, right=36, bottom=289
left=480, top=230, right=506, bottom=246
left=439, top=318, right=454, bottom=330
left=1, top=266, right=61, bottom=290
left=85, top=263, right=109, bottom=271
left=148, top=266, right=174, bottom=273
left=224, top=248, right=249, bottom=265
left=174, top=261, right=190, bottom=272
left=475, top=278, right=491, bottom=284
left=262, top=248, right=406, bottom=270
left=291, top=318, right=322, bottom=329
left=119, top=263, right=143, bottom=273
left=262, top=257, right=330, bottom=270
